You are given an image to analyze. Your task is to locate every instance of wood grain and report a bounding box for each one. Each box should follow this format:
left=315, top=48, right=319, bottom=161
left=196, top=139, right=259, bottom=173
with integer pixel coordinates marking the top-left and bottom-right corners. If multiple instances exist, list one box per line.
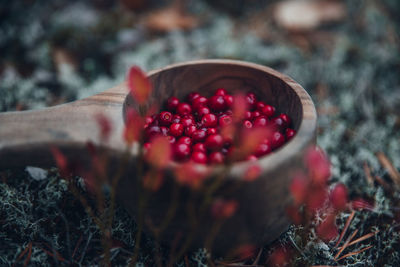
left=0, top=59, right=317, bottom=255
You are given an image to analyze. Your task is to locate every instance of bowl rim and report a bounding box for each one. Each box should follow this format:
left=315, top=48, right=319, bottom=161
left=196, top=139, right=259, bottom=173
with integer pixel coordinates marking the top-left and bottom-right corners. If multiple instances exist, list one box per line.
left=145, top=59, right=317, bottom=178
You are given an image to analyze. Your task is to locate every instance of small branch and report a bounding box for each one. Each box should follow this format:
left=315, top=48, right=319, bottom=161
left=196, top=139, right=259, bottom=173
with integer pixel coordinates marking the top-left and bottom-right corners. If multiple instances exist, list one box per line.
left=336, top=245, right=373, bottom=261
left=376, top=152, right=400, bottom=187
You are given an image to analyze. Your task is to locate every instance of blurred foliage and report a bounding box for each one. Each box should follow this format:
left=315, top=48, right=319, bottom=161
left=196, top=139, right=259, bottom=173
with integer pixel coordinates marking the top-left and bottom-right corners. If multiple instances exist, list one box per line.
left=1, top=0, right=400, bottom=265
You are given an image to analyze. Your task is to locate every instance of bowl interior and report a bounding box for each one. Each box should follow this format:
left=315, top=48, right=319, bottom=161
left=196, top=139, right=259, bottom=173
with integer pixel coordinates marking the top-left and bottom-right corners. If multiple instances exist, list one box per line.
left=124, top=61, right=303, bottom=131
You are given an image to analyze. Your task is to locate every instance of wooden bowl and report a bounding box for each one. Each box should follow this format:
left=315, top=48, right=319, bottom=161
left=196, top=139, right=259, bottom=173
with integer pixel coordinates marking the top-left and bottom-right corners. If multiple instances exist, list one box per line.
left=0, top=59, right=317, bottom=255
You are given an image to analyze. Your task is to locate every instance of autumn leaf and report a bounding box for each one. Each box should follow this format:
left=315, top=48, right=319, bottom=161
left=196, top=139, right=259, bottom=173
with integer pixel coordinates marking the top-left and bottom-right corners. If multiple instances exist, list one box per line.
left=127, top=66, right=152, bottom=105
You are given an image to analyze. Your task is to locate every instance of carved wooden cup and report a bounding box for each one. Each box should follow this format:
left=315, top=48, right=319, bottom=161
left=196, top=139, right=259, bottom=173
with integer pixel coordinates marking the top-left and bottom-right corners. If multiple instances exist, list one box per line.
left=0, top=60, right=317, bottom=255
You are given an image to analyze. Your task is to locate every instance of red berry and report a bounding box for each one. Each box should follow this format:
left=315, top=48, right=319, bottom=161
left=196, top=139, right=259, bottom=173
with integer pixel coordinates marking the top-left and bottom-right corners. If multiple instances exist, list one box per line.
left=215, top=88, right=227, bottom=96
left=247, top=155, right=258, bottom=161
left=169, top=123, right=184, bottom=137
left=219, top=115, right=232, bottom=127
left=260, top=105, right=275, bottom=117
left=192, top=130, right=207, bottom=143
left=254, top=143, right=271, bottom=157
left=270, top=132, right=285, bottom=149
left=197, top=106, right=210, bottom=117
left=208, top=95, right=226, bottom=111
left=160, top=126, right=169, bottom=136
left=209, top=151, right=224, bottom=164
left=201, top=113, right=218, bottom=128
left=185, top=125, right=197, bottom=136
left=187, top=92, right=200, bottom=103
left=172, top=114, right=181, bottom=123
left=246, top=93, right=256, bottom=108
left=279, top=114, right=291, bottom=128
left=177, top=136, right=192, bottom=146
left=244, top=111, right=252, bottom=120
left=271, top=117, right=285, bottom=130
left=166, top=135, right=176, bottom=144
left=181, top=116, right=195, bottom=127
left=243, top=120, right=253, bottom=129
left=143, top=142, right=151, bottom=151
left=145, top=125, right=161, bottom=139
left=205, top=134, right=224, bottom=150
left=286, top=128, right=296, bottom=140
left=253, top=116, right=269, bottom=127
left=191, top=151, right=208, bottom=164
left=192, top=96, right=208, bottom=110
left=251, top=111, right=261, bottom=119
left=159, top=111, right=172, bottom=126
left=193, top=143, right=206, bottom=153
left=177, top=103, right=192, bottom=116
left=256, top=101, right=265, bottom=111
left=207, top=128, right=217, bottom=135
left=145, top=116, right=153, bottom=125
left=173, top=143, right=191, bottom=160
left=167, top=97, right=179, bottom=111
left=224, top=95, right=233, bottom=108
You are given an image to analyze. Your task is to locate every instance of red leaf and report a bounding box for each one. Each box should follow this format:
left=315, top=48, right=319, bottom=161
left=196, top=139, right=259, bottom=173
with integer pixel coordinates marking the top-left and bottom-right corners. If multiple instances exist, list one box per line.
left=306, top=147, right=331, bottom=184
left=330, top=183, right=348, bottom=211
left=123, top=108, right=144, bottom=145
left=232, top=93, right=248, bottom=121
left=174, top=161, right=209, bottom=189
left=244, top=164, right=262, bottom=182
left=146, top=136, right=172, bottom=168
left=286, top=205, right=302, bottom=225
left=267, top=245, right=292, bottom=267
left=211, top=198, right=238, bottom=219
left=127, top=66, right=152, bottom=105
left=316, top=213, right=339, bottom=242
left=289, top=174, right=308, bottom=205
left=351, top=198, right=375, bottom=211
left=143, top=171, right=164, bottom=192
left=50, top=146, right=69, bottom=177
left=306, top=186, right=328, bottom=213
left=95, top=113, right=112, bottom=142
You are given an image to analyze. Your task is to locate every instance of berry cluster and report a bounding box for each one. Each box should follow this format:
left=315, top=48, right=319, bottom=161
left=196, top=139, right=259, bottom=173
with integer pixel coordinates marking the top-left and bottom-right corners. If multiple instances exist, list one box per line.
left=143, top=88, right=296, bottom=164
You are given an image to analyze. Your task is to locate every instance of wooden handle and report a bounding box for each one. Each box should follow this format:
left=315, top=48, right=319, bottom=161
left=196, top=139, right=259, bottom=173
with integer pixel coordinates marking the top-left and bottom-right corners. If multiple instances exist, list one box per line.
left=0, top=83, right=128, bottom=169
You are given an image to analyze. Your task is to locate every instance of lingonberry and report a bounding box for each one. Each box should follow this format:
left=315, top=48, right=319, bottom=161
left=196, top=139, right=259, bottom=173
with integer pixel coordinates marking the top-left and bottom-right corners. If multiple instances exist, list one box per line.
left=185, top=125, right=197, bottom=137
left=253, top=116, right=269, bottom=127
left=166, top=135, right=176, bottom=144
left=197, top=106, right=210, bottom=117
left=145, top=116, right=153, bottom=125
left=270, top=132, right=285, bottom=149
left=145, top=125, right=161, bottom=139
left=209, top=151, right=224, bottom=164
left=159, top=111, right=172, bottom=126
left=247, top=155, right=258, bottom=161
left=244, top=111, right=252, bottom=120
left=279, top=114, right=291, bottom=128
left=192, top=143, right=206, bottom=153
left=187, top=92, right=200, bottom=103
left=173, top=143, right=191, bottom=160
left=256, top=101, right=265, bottom=111
left=207, top=128, right=217, bottom=135
left=215, top=88, right=227, bottom=96
left=243, top=120, right=253, bottom=129
left=285, top=128, right=296, bottom=140
left=167, top=96, right=179, bottom=111
left=251, top=111, right=261, bottom=119
left=160, top=126, right=169, bottom=136
left=208, top=95, right=226, bottom=111
left=192, top=96, right=208, bottom=110
left=191, top=151, right=208, bottom=164
left=202, top=113, right=218, bottom=128
left=181, top=116, right=195, bottom=127
left=172, top=114, right=181, bottom=123
left=177, top=103, right=192, bottom=115
left=177, top=136, right=192, bottom=146
left=254, top=143, right=271, bottom=157
left=192, top=129, right=207, bottom=143
left=271, top=117, right=285, bottom=130
left=224, top=95, right=233, bottom=108
left=219, top=115, right=232, bottom=127
left=246, top=93, right=256, bottom=108
left=169, top=123, right=184, bottom=137
left=205, top=134, right=224, bottom=150
left=260, top=105, right=275, bottom=117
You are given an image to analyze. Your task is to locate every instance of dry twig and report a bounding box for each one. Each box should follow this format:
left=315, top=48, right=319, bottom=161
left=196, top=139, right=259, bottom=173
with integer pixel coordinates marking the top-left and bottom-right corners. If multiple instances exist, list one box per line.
left=334, top=229, right=358, bottom=260
left=335, top=210, right=355, bottom=248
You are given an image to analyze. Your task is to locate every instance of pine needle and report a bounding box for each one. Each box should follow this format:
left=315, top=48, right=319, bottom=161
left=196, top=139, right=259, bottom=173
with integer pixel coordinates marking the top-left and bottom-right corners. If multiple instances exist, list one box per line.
left=334, top=229, right=359, bottom=260
left=335, top=211, right=355, bottom=248
left=336, top=245, right=373, bottom=261
left=376, top=152, right=400, bottom=186
left=363, top=162, right=374, bottom=186
left=337, top=231, right=379, bottom=250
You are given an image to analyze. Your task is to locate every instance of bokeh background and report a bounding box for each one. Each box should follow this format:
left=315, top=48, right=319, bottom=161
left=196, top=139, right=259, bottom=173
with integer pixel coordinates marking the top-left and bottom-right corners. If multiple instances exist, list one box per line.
left=1, top=0, right=400, bottom=265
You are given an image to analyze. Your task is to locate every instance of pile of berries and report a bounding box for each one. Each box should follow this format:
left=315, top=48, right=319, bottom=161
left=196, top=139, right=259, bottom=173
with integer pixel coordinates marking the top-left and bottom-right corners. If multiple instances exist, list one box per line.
left=143, top=88, right=296, bottom=164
